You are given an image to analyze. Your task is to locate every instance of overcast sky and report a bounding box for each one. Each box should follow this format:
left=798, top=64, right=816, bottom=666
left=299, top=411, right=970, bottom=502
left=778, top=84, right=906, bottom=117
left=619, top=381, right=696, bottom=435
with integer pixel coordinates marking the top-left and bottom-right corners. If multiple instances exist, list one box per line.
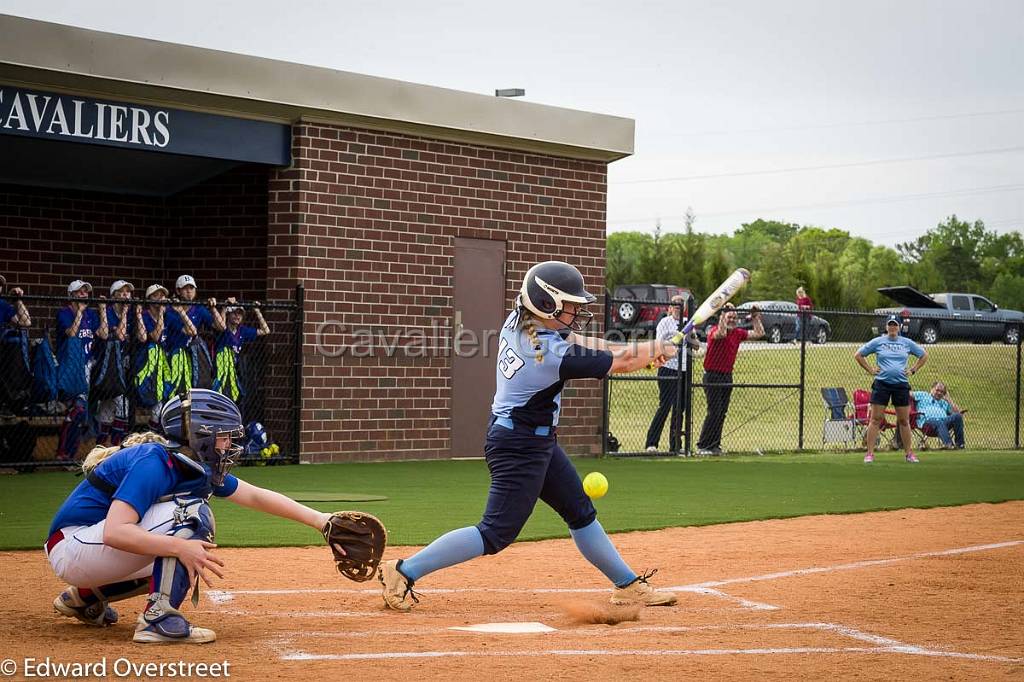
left=3, top=0, right=1023, bottom=247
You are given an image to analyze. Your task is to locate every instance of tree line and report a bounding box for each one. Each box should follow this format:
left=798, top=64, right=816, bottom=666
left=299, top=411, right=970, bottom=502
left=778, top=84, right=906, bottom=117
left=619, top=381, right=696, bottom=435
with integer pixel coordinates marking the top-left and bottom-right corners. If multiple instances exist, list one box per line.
left=607, top=214, right=1024, bottom=311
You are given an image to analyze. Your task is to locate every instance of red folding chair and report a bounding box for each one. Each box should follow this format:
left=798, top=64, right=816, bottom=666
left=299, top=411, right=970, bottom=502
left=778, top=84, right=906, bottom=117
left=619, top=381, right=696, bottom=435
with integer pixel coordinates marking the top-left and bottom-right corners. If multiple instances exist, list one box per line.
left=853, top=388, right=899, bottom=449
left=908, top=394, right=942, bottom=450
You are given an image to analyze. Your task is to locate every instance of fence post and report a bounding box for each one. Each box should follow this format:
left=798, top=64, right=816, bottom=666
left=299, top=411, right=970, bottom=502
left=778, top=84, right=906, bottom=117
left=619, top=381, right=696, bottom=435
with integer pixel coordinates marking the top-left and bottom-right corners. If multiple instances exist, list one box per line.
left=601, top=289, right=610, bottom=455
left=1017, top=336, right=1021, bottom=449
left=292, top=283, right=305, bottom=463
left=684, top=343, right=693, bottom=456
left=798, top=311, right=806, bottom=450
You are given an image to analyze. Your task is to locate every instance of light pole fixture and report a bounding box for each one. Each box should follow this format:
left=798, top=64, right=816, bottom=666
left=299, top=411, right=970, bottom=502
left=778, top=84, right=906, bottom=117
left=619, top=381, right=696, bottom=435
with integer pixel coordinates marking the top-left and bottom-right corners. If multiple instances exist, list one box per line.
left=495, top=88, right=526, bottom=98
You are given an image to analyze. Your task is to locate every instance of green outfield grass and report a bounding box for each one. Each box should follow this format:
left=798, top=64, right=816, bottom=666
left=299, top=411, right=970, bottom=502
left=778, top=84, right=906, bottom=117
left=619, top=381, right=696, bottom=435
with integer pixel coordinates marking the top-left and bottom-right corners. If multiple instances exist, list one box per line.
left=2, top=451, right=1022, bottom=550
left=610, top=343, right=1018, bottom=452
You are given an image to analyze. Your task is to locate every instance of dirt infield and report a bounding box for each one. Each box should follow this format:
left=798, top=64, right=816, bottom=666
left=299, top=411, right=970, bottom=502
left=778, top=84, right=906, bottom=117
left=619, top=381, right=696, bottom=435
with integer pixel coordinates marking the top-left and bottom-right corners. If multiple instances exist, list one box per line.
left=3, top=503, right=1023, bottom=681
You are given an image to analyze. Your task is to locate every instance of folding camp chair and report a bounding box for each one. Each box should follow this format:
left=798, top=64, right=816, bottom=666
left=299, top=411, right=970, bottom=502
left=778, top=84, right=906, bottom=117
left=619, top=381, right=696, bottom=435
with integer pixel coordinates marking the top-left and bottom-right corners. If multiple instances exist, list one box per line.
left=820, top=387, right=862, bottom=448
left=907, top=394, right=942, bottom=450
left=852, top=388, right=899, bottom=449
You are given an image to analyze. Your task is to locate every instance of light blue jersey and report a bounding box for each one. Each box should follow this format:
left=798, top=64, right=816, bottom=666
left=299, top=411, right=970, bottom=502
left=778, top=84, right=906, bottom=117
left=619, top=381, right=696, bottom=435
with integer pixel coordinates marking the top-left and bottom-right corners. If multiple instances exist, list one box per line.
left=490, top=310, right=612, bottom=427
left=857, top=335, right=925, bottom=385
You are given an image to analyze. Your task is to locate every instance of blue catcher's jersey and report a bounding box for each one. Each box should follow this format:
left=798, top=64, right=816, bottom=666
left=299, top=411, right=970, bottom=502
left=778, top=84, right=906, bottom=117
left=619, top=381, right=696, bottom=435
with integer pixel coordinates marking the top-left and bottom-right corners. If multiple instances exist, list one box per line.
left=490, top=309, right=613, bottom=427
left=48, top=442, right=239, bottom=536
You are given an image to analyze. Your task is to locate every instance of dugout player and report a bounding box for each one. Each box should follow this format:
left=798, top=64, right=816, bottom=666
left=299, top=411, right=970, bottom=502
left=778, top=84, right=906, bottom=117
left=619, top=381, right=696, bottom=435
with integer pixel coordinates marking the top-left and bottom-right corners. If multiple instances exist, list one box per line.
left=95, top=280, right=135, bottom=446
left=855, top=314, right=928, bottom=463
left=46, top=389, right=335, bottom=643
left=214, top=298, right=270, bottom=403
left=379, top=261, right=680, bottom=611
left=56, top=280, right=109, bottom=461
left=0, top=274, right=32, bottom=332
left=165, top=275, right=225, bottom=395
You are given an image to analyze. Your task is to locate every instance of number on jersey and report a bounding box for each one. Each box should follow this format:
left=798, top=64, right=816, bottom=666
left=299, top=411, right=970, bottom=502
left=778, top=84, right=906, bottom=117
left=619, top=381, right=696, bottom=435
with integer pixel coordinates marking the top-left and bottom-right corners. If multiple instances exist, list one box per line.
left=497, top=337, right=525, bottom=379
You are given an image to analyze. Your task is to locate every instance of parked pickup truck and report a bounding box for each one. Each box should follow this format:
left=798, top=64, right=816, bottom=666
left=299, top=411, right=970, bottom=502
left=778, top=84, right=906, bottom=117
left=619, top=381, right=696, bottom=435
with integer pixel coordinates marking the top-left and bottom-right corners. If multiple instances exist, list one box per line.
left=874, top=286, right=1023, bottom=345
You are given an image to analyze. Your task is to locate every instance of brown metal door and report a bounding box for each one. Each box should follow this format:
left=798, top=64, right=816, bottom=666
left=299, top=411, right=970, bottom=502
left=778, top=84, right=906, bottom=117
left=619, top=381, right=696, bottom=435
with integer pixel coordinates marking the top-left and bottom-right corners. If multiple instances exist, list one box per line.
left=451, top=238, right=506, bottom=457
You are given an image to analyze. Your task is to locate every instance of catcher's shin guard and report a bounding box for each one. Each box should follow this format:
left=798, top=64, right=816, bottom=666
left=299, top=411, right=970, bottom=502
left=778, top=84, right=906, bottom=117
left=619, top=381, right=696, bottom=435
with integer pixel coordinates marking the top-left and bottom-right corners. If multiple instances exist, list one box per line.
left=134, top=498, right=217, bottom=644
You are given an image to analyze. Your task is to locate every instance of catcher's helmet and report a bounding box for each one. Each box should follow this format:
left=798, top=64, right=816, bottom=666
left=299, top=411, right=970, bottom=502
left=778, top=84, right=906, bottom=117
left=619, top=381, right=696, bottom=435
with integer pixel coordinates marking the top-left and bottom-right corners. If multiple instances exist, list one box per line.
left=161, top=389, right=244, bottom=485
left=518, top=261, right=596, bottom=331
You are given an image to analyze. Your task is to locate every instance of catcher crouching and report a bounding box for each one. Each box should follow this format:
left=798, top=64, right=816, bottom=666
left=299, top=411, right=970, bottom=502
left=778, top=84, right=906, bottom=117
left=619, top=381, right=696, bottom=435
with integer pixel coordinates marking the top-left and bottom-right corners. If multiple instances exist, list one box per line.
left=44, top=388, right=387, bottom=644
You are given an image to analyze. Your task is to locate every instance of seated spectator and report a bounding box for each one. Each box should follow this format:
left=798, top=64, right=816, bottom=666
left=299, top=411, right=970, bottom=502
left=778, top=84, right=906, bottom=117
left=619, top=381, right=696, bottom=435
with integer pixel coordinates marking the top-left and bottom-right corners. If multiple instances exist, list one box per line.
left=0, top=274, right=31, bottom=332
left=912, top=381, right=965, bottom=449
left=214, top=298, right=270, bottom=402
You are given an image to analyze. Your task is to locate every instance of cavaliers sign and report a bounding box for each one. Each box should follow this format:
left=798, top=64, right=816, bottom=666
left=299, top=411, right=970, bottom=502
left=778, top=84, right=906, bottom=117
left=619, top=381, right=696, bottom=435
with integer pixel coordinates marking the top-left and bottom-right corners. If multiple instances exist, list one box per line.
left=0, top=85, right=290, bottom=165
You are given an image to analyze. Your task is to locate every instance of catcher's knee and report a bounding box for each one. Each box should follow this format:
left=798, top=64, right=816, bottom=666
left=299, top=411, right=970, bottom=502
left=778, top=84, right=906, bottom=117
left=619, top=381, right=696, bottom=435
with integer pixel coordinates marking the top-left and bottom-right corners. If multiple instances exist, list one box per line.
left=150, top=498, right=216, bottom=608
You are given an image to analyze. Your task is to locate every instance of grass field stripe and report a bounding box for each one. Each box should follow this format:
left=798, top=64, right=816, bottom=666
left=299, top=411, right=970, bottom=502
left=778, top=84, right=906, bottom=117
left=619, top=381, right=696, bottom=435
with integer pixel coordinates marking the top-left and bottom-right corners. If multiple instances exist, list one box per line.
left=675, top=540, right=1024, bottom=590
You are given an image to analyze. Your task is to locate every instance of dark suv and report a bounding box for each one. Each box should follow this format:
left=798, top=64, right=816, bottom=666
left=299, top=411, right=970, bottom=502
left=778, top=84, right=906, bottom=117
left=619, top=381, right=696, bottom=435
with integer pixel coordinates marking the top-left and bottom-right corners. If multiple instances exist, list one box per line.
left=608, top=284, right=693, bottom=338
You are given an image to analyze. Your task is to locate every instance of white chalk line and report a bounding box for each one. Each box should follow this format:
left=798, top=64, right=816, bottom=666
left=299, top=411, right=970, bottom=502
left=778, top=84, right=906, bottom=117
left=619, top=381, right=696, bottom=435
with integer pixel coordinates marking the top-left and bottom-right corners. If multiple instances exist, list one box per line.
left=208, top=539, right=1023, bottom=608
left=677, top=540, right=1024, bottom=590
left=272, top=622, right=1023, bottom=664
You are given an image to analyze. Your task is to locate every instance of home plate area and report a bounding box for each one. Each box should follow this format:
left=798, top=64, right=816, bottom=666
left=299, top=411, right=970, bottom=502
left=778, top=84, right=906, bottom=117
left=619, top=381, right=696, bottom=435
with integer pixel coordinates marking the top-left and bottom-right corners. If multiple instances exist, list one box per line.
left=183, top=506, right=1024, bottom=679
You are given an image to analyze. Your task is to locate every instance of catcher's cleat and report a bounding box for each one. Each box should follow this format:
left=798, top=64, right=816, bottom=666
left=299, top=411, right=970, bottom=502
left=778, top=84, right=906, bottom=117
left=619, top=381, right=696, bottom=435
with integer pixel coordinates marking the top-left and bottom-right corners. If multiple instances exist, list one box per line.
left=133, top=614, right=216, bottom=644
left=379, top=559, right=419, bottom=612
left=610, top=569, right=678, bottom=607
left=54, top=588, right=118, bottom=626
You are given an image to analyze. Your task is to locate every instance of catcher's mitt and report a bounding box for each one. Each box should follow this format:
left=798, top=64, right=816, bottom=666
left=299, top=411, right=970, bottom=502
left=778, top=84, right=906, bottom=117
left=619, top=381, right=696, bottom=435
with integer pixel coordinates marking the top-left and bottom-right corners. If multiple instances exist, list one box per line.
left=321, top=511, right=388, bottom=582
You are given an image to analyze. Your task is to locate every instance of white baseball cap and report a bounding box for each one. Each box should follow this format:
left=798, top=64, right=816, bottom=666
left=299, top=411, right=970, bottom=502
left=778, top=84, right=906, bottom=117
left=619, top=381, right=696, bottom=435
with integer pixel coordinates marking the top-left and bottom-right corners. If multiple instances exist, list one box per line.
left=145, top=283, right=169, bottom=298
left=175, top=274, right=197, bottom=290
left=67, top=280, right=92, bottom=295
left=109, top=280, right=135, bottom=295
left=225, top=305, right=244, bottom=314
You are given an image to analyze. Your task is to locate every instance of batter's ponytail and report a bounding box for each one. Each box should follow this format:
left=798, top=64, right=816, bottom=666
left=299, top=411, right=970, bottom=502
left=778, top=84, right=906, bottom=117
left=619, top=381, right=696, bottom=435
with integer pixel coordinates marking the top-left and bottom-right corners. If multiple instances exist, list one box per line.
left=80, top=431, right=172, bottom=474
left=521, top=310, right=545, bottom=365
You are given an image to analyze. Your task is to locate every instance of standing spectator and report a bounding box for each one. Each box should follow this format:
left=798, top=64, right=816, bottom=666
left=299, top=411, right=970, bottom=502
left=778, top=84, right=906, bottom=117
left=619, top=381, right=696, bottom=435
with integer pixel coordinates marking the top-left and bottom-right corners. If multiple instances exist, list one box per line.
left=854, top=314, right=928, bottom=463
left=164, top=275, right=225, bottom=396
left=644, top=295, right=699, bottom=452
left=794, top=286, right=813, bottom=344
left=0, top=274, right=32, bottom=332
left=95, top=280, right=134, bottom=446
left=696, top=303, right=764, bottom=455
left=214, top=298, right=270, bottom=403
left=912, top=381, right=965, bottom=449
left=56, top=280, right=109, bottom=461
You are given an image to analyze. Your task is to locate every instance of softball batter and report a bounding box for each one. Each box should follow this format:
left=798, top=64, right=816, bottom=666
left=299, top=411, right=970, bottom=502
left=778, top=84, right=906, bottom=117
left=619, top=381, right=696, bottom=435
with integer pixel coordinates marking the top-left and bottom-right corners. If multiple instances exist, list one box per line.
left=380, top=261, right=679, bottom=611
left=46, top=388, right=333, bottom=643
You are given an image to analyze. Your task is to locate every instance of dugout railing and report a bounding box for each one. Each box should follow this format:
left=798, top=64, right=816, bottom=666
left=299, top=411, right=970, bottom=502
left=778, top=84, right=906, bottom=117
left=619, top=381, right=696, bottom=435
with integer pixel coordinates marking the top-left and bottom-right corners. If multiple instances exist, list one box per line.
left=603, top=298, right=1023, bottom=456
left=0, top=286, right=304, bottom=471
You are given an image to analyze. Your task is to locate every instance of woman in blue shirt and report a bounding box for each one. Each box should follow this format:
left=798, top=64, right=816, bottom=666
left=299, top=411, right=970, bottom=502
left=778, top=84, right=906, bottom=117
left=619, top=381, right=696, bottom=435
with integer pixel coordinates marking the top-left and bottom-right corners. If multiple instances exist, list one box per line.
left=46, top=389, right=335, bottom=644
left=56, top=280, right=109, bottom=461
left=165, top=275, right=225, bottom=395
left=854, top=315, right=929, bottom=463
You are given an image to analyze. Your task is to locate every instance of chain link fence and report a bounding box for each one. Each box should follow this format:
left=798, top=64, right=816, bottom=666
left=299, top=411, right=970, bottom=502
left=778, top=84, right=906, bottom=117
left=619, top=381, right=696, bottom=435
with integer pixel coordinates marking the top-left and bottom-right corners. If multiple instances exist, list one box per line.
left=604, top=299, right=1022, bottom=456
left=0, top=288, right=303, bottom=471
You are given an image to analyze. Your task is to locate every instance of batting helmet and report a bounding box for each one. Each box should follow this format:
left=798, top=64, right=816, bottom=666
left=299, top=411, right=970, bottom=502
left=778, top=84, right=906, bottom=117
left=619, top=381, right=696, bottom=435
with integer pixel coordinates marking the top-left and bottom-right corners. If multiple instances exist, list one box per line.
left=518, top=261, right=596, bottom=331
left=160, top=389, right=244, bottom=485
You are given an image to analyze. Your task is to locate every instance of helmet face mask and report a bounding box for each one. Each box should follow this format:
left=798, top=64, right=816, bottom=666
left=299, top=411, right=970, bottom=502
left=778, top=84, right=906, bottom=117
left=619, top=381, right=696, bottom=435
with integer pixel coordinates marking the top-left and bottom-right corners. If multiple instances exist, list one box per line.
left=161, top=389, right=244, bottom=486
left=519, top=262, right=596, bottom=332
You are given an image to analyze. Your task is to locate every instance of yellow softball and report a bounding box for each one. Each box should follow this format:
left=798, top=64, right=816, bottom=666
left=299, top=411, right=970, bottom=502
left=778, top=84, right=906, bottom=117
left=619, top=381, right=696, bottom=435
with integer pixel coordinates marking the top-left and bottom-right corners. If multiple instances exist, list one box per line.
left=583, top=472, right=609, bottom=499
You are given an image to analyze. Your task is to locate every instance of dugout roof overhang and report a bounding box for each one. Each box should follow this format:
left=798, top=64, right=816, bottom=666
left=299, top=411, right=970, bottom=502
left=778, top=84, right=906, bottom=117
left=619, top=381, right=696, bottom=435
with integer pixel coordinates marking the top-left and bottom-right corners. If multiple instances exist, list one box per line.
left=0, top=14, right=634, bottom=196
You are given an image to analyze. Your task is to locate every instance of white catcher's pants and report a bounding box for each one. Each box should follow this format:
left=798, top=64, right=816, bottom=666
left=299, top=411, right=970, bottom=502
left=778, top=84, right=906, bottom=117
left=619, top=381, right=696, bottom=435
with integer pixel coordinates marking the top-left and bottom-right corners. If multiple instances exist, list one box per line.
left=45, top=501, right=179, bottom=588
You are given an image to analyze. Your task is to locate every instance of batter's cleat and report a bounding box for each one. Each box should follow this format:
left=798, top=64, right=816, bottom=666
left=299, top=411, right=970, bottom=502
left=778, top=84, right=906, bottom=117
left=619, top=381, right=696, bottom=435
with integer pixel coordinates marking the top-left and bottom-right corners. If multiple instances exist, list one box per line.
left=905, top=452, right=920, bottom=463
left=863, top=453, right=875, bottom=463
left=379, top=559, right=419, bottom=612
left=133, top=614, right=216, bottom=644
left=610, top=569, right=677, bottom=607
left=53, top=588, right=118, bottom=626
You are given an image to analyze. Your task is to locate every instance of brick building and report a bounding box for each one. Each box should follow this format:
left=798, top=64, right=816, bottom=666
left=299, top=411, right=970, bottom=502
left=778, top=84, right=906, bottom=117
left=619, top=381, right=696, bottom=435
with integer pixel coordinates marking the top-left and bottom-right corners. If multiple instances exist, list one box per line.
left=0, top=15, right=634, bottom=463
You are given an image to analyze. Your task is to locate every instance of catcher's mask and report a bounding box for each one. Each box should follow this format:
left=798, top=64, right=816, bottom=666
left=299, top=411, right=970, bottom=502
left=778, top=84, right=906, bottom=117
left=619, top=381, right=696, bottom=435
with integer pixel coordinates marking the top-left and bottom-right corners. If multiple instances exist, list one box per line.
left=518, top=261, right=596, bottom=332
left=160, top=389, right=244, bottom=486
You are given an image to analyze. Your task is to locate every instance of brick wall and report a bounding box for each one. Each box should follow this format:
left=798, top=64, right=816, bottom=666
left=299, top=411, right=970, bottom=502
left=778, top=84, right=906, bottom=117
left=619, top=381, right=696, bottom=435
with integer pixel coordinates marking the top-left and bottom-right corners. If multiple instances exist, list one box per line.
left=268, top=123, right=608, bottom=462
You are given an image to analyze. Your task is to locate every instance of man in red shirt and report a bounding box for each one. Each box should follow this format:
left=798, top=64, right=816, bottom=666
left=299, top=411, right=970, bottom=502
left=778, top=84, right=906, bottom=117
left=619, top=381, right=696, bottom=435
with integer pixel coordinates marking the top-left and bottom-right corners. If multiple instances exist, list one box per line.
left=697, top=303, right=764, bottom=455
